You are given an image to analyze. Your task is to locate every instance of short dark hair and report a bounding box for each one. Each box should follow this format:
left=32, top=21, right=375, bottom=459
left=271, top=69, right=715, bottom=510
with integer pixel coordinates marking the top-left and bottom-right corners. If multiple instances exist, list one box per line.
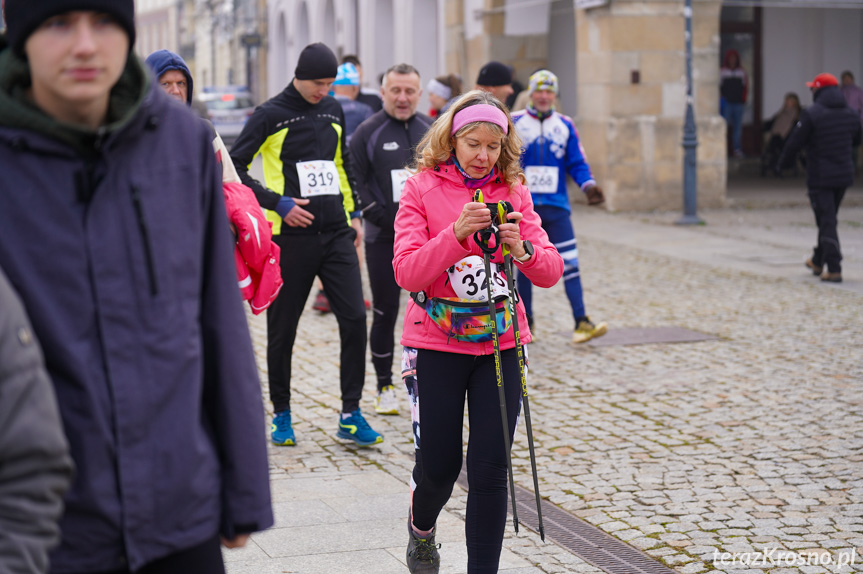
left=341, top=54, right=361, bottom=67
left=841, top=70, right=854, bottom=82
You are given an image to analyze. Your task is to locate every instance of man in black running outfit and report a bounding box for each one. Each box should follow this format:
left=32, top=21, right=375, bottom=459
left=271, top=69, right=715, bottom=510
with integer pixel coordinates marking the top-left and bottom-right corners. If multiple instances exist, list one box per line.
left=349, top=63, right=432, bottom=416
left=231, top=43, right=383, bottom=448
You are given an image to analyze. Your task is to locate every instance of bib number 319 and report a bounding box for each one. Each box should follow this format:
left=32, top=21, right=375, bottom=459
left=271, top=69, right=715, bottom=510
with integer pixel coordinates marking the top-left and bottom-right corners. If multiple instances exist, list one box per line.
left=297, top=160, right=341, bottom=197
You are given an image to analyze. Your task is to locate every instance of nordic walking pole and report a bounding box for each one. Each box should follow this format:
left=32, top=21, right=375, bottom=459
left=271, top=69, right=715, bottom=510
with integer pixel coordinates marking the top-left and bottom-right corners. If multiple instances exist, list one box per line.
left=497, top=201, right=545, bottom=542
left=472, top=190, right=519, bottom=534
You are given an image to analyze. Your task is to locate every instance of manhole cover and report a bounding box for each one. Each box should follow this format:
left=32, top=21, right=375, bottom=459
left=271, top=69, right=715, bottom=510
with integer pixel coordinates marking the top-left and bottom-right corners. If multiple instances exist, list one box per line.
left=583, top=326, right=718, bottom=347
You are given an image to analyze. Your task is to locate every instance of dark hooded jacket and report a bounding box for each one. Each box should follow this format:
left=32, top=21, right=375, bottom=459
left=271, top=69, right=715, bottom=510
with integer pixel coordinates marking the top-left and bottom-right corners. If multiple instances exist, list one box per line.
left=780, top=85, right=862, bottom=189
left=0, top=35, right=273, bottom=573
left=144, top=49, right=195, bottom=104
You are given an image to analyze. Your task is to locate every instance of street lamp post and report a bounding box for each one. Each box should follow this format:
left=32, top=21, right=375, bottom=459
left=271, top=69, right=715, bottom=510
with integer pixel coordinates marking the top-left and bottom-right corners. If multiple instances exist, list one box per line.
left=209, top=0, right=217, bottom=86
left=677, top=0, right=703, bottom=225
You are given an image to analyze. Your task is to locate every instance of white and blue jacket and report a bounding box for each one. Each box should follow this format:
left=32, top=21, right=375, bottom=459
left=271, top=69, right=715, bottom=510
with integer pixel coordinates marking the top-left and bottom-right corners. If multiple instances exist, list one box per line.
left=512, top=107, right=595, bottom=213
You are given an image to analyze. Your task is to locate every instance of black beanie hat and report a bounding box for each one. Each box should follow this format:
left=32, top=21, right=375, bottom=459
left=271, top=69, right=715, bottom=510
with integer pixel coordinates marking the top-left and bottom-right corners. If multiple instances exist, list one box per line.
left=476, top=61, right=513, bottom=87
left=4, top=0, right=136, bottom=57
left=294, top=43, right=339, bottom=81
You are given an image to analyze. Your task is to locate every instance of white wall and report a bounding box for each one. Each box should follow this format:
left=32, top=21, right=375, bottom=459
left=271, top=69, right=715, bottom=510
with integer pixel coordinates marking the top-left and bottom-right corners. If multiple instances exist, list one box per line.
left=763, top=7, right=863, bottom=114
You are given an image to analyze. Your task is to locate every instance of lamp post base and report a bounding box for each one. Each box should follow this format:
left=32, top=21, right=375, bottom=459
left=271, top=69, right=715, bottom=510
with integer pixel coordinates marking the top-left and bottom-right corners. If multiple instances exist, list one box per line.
left=675, top=214, right=704, bottom=226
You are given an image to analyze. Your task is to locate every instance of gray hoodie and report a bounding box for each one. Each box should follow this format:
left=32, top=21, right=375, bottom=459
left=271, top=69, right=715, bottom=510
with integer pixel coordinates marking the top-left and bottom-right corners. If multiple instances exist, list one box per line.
left=0, top=266, right=73, bottom=574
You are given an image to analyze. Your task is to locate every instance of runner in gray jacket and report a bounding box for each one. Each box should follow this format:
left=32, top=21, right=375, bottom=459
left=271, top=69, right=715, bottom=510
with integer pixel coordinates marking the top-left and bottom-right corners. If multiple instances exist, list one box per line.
left=0, top=268, right=73, bottom=574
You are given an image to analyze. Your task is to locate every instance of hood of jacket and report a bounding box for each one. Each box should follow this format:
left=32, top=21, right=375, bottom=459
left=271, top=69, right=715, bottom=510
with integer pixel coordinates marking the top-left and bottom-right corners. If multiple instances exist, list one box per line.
left=0, top=33, right=151, bottom=156
left=144, top=49, right=194, bottom=104
left=813, top=85, right=848, bottom=109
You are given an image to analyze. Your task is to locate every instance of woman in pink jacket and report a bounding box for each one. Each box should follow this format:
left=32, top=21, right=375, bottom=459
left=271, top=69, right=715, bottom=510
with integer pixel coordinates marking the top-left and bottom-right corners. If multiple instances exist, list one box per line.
left=394, top=90, right=563, bottom=573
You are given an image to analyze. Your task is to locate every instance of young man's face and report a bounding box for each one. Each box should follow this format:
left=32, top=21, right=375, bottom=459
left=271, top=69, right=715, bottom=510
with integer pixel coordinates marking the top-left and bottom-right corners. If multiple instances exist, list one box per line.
left=293, top=78, right=335, bottom=105
left=159, top=70, right=188, bottom=104
left=25, top=11, right=129, bottom=120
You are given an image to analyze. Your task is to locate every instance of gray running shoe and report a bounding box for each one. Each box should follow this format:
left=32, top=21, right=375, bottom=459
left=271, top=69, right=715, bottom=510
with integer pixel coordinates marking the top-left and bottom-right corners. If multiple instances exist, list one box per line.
left=406, top=517, right=440, bottom=573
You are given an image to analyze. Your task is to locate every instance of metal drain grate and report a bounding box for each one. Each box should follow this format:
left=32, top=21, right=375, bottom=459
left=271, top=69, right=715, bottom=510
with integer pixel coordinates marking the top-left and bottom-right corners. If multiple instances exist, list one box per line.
left=456, top=467, right=677, bottom=574
left=585, top=326, right=718, bottom=347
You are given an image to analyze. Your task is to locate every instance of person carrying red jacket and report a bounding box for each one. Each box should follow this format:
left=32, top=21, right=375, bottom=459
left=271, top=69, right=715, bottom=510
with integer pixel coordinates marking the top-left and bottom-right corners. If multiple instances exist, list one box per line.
left=145, top=49, right=282, bottom=314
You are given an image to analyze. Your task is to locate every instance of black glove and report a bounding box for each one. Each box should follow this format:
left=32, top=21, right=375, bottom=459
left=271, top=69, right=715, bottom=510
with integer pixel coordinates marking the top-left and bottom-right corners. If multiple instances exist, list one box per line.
left=585, top=185, right=605, bottom=206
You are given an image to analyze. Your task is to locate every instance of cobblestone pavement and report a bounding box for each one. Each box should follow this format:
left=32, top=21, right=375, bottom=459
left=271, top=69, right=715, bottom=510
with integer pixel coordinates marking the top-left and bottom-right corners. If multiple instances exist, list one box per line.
left=227, top=199, right=863, bottom=573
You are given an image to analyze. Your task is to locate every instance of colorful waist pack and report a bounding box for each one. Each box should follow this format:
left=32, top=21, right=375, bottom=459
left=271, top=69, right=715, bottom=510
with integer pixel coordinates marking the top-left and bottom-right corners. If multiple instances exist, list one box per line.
left=411, top=291, right=512, bottom=343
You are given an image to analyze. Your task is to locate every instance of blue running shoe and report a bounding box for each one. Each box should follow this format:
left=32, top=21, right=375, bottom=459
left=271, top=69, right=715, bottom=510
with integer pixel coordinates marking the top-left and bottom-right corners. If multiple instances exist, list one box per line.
left=271, top=410, right=295, bottom=446
left=337, top=409, right=383, bottom=446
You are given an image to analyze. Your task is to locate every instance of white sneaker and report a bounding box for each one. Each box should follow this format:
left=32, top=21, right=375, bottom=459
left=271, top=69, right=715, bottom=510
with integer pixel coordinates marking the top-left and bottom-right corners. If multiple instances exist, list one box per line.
left=374, top=385, right=399, bottom=415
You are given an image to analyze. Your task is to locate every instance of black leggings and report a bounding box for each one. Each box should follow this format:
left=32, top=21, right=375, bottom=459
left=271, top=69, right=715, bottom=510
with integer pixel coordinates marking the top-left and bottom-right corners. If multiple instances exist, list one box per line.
left=809, top=187, right=846, bottom=273
left=366, top=241, right=401, bottom=391
left=403, top=347, right=523, bottom=574
left=267, top=229, right=367, bottom=413
left=99, top=535, right=225, bottom=574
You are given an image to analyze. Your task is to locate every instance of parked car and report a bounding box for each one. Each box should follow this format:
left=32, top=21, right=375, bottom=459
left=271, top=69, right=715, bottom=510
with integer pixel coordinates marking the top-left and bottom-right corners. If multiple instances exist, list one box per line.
left=198, top=86, right=255, bottom=146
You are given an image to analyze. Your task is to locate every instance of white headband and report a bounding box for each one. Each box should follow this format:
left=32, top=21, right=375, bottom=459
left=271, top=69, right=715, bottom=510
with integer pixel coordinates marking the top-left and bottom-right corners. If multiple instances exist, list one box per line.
left=426, top=79, right=452, bottom=101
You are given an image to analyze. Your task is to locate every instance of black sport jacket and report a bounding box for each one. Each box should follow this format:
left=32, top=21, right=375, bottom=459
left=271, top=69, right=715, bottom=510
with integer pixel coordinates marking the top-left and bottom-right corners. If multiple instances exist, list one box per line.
left=781, top=85, right=862, bottom=189
left=231, top=81, right=358, bottom=236
left=349, top=109, right=432, bottom=243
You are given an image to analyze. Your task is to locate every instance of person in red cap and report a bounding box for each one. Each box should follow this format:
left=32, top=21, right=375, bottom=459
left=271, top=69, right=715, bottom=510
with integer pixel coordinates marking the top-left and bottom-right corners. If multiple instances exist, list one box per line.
left=779, top=72, right=862, bottom=283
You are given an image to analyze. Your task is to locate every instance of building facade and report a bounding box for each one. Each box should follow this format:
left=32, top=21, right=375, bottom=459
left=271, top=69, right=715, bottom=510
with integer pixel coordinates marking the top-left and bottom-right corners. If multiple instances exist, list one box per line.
left=135, top=0, right=268, bottom=104
left=6, top=0, right=860, bottom=209
left=264, top=0, right=444, bottom=110
left=135, top=0, right=180, bottom=58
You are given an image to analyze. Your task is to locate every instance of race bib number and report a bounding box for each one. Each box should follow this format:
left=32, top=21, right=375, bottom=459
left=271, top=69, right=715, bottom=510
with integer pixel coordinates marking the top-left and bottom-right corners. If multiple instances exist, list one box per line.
left=525, top=166, right=559, bottom=194
left=391, top=169, right=410, bottom=203
left=448, top=256, right=509, bottom=302
left=297, top=160, right=341, bottom=197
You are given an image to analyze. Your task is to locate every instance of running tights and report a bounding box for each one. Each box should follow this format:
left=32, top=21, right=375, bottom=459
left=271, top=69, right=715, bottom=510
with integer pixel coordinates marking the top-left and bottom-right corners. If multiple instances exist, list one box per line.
left=402, top=347, right=523, bottom=574
left=366, top=240, right=401, bottom=391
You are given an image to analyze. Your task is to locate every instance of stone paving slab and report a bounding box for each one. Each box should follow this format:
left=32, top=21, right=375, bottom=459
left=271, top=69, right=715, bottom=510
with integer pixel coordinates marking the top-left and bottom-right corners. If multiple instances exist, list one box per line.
left=226, top=192, right=863, bottom=573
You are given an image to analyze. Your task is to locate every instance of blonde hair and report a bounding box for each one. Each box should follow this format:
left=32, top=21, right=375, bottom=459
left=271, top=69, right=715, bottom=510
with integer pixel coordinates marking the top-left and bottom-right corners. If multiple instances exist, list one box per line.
left=412, top=90, right=524, bottom=187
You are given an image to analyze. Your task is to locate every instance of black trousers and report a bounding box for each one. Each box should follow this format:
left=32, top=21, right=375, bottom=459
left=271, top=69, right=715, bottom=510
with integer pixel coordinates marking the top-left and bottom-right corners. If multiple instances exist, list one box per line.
left=99, top=535, right=225, bottom=574
left=808, top=187, right=846, bottom=273
left=404, top=348, right=523, bottom=574
left=366, top=240, right=401, bottom=391
left=268, top=228, right=367, bottom=413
